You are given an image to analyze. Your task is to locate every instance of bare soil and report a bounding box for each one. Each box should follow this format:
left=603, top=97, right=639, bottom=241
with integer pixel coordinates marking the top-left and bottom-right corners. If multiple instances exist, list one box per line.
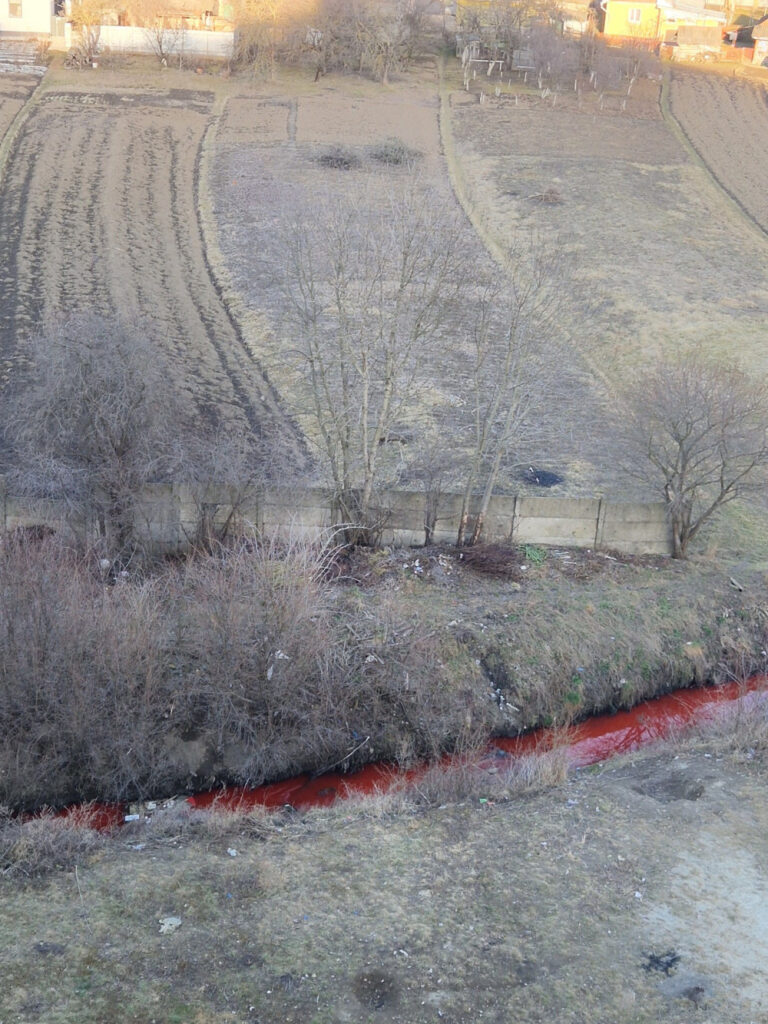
left=669, top=68, right=768, bottom=233
left=0, top=78, right=35, bottom=144
left=1, top=744, right=767, bottom=1023
left=0, top=68, right=306, bottom=467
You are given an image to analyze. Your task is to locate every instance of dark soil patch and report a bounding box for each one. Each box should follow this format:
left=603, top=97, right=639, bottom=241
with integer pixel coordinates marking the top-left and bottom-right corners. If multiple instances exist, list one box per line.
left=518, top=466, right=564, bottom=488
left=353, top=969, right=399, bottom=1010
left=635, top=775, right=705, bottom=803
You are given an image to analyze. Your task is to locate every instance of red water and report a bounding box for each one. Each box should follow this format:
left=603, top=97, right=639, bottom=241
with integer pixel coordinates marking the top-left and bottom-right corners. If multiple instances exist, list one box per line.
left=49, top=676, right=766, bottom=826
left=186, top=675, right=768, bottom=815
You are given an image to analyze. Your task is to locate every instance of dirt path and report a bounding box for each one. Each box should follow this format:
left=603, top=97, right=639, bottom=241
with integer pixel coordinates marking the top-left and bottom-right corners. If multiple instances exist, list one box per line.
left=0, top=82, right=308, bottom=466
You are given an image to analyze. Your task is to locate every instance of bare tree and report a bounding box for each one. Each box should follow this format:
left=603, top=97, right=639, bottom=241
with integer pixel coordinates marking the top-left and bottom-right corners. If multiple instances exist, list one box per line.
left=2, top=313, right=191, bottom=561
left=67, top=0, right=108, bottom=62
left=308, top=0, right=430, bottom=82
left=184, top=427, right=267, bottom=551
left=281, top=186, right=464, bottom=542
left=617, top=355, right=768, bottom=558
left=142, top=20, right=183, bottom=65
left=456, top=240, right=563, bottom=546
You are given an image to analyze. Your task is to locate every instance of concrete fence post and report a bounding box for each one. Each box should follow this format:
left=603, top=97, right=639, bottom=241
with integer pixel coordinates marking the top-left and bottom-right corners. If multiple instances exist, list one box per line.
left=510, top=493, right=519, bottom=543
left=594, top=497, right=606, bottom=550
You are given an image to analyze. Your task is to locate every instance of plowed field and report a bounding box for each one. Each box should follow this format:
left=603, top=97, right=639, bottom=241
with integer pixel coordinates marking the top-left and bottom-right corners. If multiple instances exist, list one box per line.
left=669, top=69, right=768, bottom=234
left=0, top=83, right=306, bottom=464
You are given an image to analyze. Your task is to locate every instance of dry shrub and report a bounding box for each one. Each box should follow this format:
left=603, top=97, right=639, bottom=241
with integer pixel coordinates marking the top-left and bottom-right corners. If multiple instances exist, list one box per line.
left=0, top=536, right=178, bottom=810
left=0, top=806, right=106, bottom=881
left=0, top=531, right=491, bottom=811
left=457, top=543, right=523, bottom=579
left=317, top=146, right=361, bottom=170
left=367, top=138, right=422, bottom=167
left=688, top=693, right=768, bottom=761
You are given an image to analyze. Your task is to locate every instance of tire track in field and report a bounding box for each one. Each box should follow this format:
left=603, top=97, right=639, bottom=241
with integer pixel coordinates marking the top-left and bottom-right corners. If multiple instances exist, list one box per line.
left=0, top=92, right=309, bottom=465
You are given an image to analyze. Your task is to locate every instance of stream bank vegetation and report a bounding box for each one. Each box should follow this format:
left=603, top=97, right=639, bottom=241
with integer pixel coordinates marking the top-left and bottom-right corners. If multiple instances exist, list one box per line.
left=1, top=523, right=767, bottom=815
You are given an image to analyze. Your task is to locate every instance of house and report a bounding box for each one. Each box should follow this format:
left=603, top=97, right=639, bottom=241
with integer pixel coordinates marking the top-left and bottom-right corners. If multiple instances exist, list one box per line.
left=0, top=0, right=55, bottom=36
left=753, top=18, right=768, bottom=65
left=599, top=0, right=725, bottom=46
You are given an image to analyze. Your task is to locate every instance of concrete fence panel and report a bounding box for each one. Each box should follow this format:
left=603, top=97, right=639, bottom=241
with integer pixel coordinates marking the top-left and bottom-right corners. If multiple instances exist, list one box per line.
left=0, top=476, right=672, bottom=557
left=97, top=26, right=234, bottom=59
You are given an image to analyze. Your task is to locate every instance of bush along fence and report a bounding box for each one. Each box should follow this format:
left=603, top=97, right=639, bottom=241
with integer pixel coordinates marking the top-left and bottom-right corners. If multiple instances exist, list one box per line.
left=0, top=477, right=672, bottom=555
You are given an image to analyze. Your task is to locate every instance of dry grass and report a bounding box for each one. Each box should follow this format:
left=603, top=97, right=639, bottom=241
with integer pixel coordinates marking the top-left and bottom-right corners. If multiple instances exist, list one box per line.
left=2, top=740, right=767, bottom=1023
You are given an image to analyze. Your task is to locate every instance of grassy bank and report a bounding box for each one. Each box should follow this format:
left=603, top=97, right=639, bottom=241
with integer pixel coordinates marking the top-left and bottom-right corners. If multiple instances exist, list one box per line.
left=2, top=721, right=768, bottom=1024
left=1, top=523, right=766, bottom=814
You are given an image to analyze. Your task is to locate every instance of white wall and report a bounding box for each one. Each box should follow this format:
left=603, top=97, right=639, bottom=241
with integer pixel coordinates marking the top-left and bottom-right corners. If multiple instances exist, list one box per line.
left=0, top=0, right=52, bottom=36
left=97, top=24, right=234, bottom=58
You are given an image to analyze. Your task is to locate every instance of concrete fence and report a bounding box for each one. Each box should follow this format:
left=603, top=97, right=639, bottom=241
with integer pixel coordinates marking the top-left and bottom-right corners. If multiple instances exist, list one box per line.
left=96, top=26, right=234, bottom=59
left=0, top=478, right=672, bottom=555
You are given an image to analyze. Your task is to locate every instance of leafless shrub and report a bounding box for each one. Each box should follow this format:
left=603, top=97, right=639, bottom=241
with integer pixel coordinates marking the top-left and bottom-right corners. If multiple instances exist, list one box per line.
left=1, top=312, right=191, bottom=563
left=0, top=806, right=106, bottom=881
left=688, top=694, right=768, bottom=762
left=0, top=536, right=179, bottom=810
left=316, top=145, right=362, bottom=170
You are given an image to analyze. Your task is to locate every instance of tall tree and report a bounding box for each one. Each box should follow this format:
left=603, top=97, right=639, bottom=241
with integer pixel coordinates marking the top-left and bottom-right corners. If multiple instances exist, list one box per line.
left=281, top=186, right=464, bottom=541
left=456, top=240, right=563, bottom=546
left=2, top=313, right=191, bottom=560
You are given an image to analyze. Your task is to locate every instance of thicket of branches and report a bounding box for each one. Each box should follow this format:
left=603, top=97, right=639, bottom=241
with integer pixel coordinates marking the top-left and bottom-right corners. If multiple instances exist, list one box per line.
left=233, top=0, right=433, bottom=81
left=0, top=534, right=485, bottom=811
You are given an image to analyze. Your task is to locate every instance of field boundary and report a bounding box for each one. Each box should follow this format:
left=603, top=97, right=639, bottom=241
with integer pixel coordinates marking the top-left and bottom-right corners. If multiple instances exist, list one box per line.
left=660, top=68, right=768, bottom=245
left=0, top=73, right=44, bottom=193
left=0, top=477, right=672, bottom=555
left=437, top=57, right=618, bottom=400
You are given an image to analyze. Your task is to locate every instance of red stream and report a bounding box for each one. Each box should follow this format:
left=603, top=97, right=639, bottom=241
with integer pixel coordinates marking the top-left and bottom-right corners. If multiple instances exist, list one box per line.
left=57, top=676, right=768, bottom=828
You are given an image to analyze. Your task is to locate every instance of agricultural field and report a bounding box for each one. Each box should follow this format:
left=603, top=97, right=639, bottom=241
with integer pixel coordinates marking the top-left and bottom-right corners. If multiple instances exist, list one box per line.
left=0, top=77, right=36, bottom=143
left=668, top=68, right=768, bottom=233
left=208, top=62, right=611, bottom=498
left=447, top=65, right=768, bottom=390
left=3, top=58, right=766, bottom=506
left=0, top=66, right=307, bottom=469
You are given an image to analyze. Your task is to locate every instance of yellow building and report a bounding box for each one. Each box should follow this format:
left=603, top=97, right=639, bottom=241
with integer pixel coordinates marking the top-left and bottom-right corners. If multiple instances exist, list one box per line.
left=601, top=0, right=725, bottom=45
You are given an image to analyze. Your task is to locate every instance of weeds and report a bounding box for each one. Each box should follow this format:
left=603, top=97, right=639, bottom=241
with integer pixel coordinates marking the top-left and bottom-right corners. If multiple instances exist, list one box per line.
left=0, top=806, right=106, bottom=881
left=367, top=138, right=422, bottom=166
left=317, top=145, right=361, bottom=170
left=0, top=533, right=489, bottom=811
